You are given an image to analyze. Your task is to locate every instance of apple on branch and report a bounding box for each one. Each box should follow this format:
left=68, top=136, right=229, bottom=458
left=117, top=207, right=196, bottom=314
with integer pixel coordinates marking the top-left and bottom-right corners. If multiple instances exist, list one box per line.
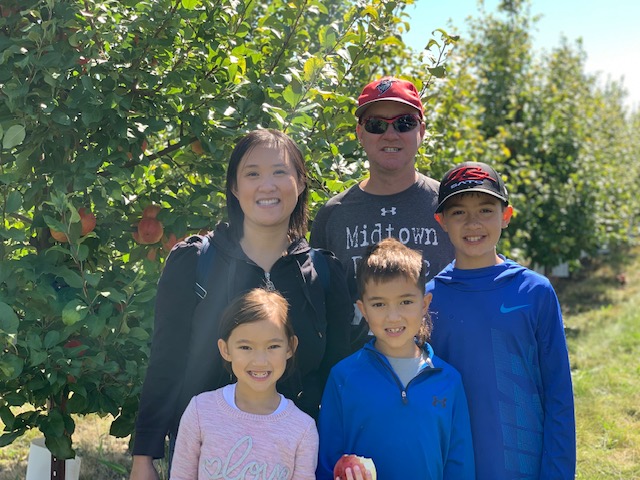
left=333, top=454, right=377, bottom=480
left=49, top=207, right=97, bottom=242
left=135, top=217, right=164, bottom=244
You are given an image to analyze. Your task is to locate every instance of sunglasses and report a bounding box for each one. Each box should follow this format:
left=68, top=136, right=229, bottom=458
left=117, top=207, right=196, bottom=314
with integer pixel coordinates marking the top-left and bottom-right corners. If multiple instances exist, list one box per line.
left=362, top=114, right=422, bottom=134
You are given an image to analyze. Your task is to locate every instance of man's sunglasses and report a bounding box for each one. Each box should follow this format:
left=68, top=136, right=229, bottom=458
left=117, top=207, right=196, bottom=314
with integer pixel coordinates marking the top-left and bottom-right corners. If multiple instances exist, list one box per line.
left=362, top=113, right=422, bottom=134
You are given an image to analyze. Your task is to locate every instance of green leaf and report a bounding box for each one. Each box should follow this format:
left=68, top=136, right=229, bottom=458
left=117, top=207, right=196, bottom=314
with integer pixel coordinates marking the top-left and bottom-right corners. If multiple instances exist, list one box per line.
left=0, top=302, right=19, bottom=334
left=44, top=434, right=75, bottom=460
left=44, top=330, right=61, bottom=349
left=51, top=110, right=71, bottom=126
left=0, top=353, right=23, bottom=381
left=181, top=0, right=198, bottom=9
left=56, top=268, right=84, bottom=289
left=128, top=327, right=150, bottom=341
left=427, top=65, right=446, bottom=78
left=0, top=407, right=15, bottom=430
left=2, top=125, right=26, bottom=149
left=0, top=431, right=25, bottom=448
left=303, top=57, right=325, bottom=83
left=62, top=299, right=89, bottom=326
left=109, top=414, right=134, bottom=438
left=282, top=86, right=300, bottom=108
left=4, top=190, right=21, bottom=214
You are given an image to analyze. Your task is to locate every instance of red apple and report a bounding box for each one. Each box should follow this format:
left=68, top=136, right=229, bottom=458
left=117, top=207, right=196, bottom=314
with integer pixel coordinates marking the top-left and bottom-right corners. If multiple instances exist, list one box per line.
left=142, top=204, right=161, bottom=219
left=162, top=232, right=180, bottom=253
left=50, top=228, right=69, bottom=243
left=146, top=247, right=158, bottom=261
left=78, top=207, right=96, bottom=235
left=64, top=339, right=88, bottom=357
left=333, top=454, right=377, bottom=480
left=136, top=217, right=164, bottom=244
left=191, top=140, right=204, bottom=155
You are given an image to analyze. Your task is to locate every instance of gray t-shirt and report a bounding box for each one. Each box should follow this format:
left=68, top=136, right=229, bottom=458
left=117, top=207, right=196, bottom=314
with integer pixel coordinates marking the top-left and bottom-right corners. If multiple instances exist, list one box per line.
left=386, top=349, right=433, bottom=387
left=310, top=173, right=455, bottom=348
left=310, top=172, right=455, bottom=302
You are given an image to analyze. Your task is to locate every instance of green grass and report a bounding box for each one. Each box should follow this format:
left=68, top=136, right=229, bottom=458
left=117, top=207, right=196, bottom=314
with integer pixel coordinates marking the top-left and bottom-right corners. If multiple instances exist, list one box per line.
left=2, top=248, right=640, bottom=478
left=554, top=249, right=640, bottom=478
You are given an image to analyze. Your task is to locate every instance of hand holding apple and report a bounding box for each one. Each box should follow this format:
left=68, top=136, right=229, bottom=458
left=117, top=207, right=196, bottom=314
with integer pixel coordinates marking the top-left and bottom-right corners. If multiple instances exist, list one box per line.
left=334, top=454, right=376, bottom=480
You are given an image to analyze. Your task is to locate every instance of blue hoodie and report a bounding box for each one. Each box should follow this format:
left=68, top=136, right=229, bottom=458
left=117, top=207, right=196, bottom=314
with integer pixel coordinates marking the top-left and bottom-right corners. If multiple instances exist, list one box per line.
left=426, top=258, right=576, bottom=479
left=317, top=339, right=475, bottom=479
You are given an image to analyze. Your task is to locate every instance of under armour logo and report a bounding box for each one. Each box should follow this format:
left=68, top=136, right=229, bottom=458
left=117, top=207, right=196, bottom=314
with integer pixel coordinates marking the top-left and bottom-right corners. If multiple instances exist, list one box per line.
left=432, top=396, right=447, bottom=408
left=380, top=207, right=397, bottom=216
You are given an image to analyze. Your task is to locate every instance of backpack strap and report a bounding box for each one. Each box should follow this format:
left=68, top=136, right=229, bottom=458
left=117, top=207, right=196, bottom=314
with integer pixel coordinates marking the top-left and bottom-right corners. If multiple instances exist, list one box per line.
left=309, top=248, right=330, bottom=291
left=194, top=235, right=216, bottom=300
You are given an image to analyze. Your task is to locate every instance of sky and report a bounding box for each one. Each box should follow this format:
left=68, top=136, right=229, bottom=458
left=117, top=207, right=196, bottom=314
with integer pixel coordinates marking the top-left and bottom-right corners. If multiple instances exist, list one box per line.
left=403, top=0, right=640, bottom=111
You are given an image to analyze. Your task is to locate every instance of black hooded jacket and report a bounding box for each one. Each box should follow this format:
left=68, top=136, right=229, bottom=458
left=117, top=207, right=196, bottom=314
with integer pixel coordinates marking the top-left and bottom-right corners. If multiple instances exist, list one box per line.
left=132, top=223, right=353, bottom=458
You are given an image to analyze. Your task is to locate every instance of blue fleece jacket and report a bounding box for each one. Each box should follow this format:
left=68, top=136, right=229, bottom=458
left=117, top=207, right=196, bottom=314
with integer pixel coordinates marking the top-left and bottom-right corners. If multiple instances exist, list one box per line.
left=426, top=258, right=576, bottom=479
left=317, top=340, right=475, bottom=479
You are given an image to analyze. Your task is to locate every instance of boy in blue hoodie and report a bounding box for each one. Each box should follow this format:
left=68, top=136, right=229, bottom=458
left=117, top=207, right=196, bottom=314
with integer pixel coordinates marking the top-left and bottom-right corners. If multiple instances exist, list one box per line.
left=317, top=238, right=474, bottom=480
left=426, top=162, right=576, bottom=479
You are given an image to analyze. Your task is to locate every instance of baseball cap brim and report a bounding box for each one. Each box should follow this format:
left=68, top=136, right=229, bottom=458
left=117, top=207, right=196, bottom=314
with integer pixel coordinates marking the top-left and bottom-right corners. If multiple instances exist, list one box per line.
left=435, top=188, right=509, bottom=213
left=355, top=98, right=423, bottom=118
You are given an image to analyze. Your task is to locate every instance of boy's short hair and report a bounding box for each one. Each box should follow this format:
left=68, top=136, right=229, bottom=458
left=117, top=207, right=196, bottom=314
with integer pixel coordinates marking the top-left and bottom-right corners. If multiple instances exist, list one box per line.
left=357, top=237, right=426, bottom=299
left=436, top=161, right=509, bottom=213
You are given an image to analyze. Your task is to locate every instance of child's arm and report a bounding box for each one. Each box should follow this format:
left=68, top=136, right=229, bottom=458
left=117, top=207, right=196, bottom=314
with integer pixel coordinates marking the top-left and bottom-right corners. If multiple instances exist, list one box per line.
left=537, top=287, right=576, bottom=478
left=169, top=396, right=202, bottom=480
left=292, top=419, right=320, bottom=479
left=443, top=377, right=475, bottom=479
left=316, top=372, right=345, bottom=480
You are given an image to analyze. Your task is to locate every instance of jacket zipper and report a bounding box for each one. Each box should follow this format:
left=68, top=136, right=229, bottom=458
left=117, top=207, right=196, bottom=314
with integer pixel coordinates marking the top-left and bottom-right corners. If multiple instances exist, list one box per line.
left=371, top=349, right=442, bottom=405
left=264, top=271, right=275, bottom=291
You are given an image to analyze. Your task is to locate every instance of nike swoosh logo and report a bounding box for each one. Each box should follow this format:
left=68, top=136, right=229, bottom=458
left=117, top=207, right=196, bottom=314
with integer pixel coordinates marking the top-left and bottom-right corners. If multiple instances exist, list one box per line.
left=500, top=303, right=530, bottom=313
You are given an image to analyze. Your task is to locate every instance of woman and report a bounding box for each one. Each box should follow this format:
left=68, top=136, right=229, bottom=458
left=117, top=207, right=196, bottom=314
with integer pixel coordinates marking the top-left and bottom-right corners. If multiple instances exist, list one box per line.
left=130, top=129, right=352, bottom=479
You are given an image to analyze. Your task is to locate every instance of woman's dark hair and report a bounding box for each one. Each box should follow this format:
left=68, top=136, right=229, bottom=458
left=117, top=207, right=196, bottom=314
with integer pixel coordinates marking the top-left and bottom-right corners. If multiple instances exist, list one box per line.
left=356, top=237, right=432, bottom=346
left=218, top=288, right=297, bottom=375
left=225, top=129, right=308, bottom=240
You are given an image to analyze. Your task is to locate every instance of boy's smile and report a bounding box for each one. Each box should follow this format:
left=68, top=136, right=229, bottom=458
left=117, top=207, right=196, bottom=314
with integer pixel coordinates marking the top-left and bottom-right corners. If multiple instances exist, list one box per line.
left=435, top=192, right=513, bottom=270
left=356, top=277, right=431, bottom=358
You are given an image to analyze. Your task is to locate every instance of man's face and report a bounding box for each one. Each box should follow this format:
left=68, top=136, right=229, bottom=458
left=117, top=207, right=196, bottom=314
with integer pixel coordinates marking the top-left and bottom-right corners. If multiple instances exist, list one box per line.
left=356, top=101, right=425, bottom=178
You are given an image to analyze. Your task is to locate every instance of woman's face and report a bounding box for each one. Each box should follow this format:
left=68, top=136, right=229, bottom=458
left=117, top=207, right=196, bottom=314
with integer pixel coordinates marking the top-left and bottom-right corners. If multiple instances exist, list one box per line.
left=232, top=145, right=305, bottom=233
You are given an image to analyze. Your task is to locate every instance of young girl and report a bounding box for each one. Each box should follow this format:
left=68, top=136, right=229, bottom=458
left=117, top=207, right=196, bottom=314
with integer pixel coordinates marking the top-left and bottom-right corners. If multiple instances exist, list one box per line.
left=170, top=288, right=319, bottom=479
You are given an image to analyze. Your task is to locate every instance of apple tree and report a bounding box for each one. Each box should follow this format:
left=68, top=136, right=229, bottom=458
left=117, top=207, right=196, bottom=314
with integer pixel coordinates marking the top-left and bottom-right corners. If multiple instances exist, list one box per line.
left=0, top=0, right=444, bottom=460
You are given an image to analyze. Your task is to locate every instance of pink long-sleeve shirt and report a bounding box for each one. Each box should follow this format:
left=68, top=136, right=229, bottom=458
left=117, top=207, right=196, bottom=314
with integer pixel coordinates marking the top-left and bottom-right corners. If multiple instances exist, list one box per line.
left=170, top=387, right=318, bottom=480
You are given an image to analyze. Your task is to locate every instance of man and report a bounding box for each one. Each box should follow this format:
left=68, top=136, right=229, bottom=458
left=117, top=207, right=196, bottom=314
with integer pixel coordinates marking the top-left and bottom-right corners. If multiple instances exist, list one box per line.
left=310, top=77, right=455, bottom=349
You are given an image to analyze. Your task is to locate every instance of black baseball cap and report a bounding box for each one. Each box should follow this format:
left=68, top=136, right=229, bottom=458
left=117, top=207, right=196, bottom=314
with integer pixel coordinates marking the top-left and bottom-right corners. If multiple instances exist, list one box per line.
left=436, top=162, right=509, bottom=213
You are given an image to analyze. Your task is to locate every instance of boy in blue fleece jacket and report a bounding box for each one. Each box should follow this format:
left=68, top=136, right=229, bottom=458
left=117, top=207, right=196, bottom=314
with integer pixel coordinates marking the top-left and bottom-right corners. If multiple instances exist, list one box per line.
left=317, top=238, right=474, bottom=479
left=427, top=162, right=576, bottom=479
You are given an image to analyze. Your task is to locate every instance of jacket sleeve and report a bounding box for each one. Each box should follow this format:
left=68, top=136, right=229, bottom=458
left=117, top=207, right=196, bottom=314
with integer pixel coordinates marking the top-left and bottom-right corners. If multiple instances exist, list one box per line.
left=316, top=253, right=352, bottom=392
left=132, top=241, right=200, bottom=458
left=316, top=371, right=345, bottom=480
left=296, top=250, right=352, bottom=419
left=443, top=375, right=476, bottom=479
left=537, top=285, right=576, bottom=479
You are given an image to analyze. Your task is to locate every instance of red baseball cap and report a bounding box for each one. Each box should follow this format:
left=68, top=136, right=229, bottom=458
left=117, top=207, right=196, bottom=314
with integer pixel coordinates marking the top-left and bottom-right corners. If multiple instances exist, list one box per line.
left=355, top=77, right=424, bottom=118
